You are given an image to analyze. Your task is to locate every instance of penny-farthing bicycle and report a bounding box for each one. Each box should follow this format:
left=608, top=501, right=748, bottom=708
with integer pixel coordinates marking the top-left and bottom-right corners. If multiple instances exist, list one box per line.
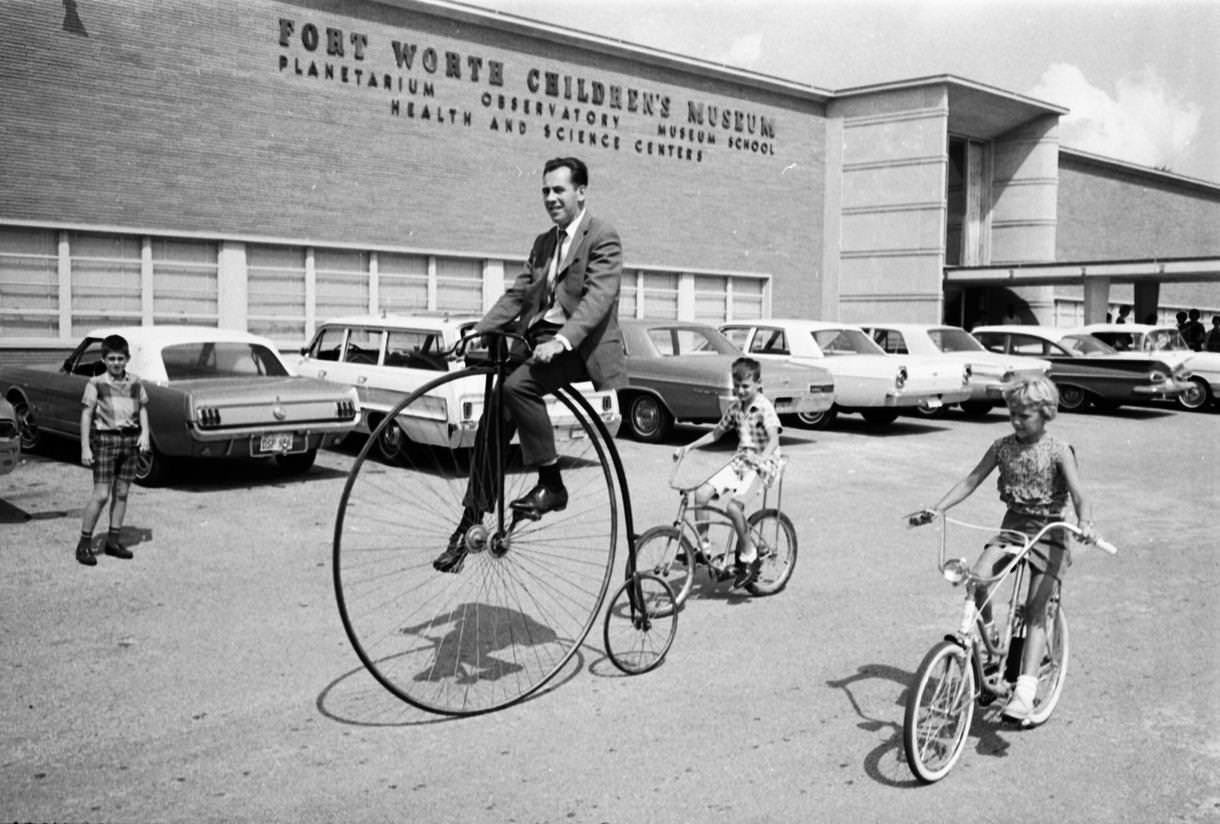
left=333, top=331, right=675, bottom=715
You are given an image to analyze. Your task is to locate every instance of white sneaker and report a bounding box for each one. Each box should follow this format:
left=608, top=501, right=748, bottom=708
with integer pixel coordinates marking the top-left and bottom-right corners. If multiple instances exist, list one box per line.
left=1002, top=675, right=1037, bottom=723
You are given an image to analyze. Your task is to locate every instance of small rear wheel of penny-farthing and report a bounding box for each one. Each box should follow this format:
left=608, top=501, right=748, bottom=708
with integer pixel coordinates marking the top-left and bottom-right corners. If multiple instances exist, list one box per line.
left=603, top=573, right=678, bottom=675
left=334, top=371, right=620, bottom=715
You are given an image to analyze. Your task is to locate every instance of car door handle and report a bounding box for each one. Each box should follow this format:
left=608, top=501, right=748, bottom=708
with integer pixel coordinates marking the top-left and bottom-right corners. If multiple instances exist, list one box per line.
left=318, top=369, right=327, bottom=378
left=357, top=376, right=367, bottom=384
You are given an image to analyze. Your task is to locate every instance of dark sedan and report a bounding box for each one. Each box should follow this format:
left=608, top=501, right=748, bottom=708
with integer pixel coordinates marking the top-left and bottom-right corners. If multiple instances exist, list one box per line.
left=617, top=319, right=835, bottom=441
left=970, top=325, right=1191, bottom=411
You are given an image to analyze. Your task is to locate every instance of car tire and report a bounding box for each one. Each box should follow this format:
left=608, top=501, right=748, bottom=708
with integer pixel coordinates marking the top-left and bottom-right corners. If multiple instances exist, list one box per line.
left=1056, top=384, right=1091, bottom=412
left=135, top=446, right=172, bottom=487
left=374, top=419, right=407, bottom=463
left=913, top=403, right=947, bottom=419
left=11, top=396, right=41, bottom=451
left=789, top=405, right=837, bottom=430
left=1177, top=377, right=1212, bottom=411
left=624, top=394, right=673, bottom=443
left=861, top=408, right=901, bottom=426
left=958, top=401, right=994, bottom=418
left=275, top=448, right=317, bottom=475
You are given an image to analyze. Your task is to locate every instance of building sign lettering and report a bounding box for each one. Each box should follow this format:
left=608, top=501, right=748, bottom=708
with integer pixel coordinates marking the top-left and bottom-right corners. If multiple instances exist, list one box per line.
left=275, top=16, right=779, bottom=163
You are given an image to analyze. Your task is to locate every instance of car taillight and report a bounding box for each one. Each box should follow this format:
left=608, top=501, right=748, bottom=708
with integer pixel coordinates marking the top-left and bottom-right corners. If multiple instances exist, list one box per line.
left=336, top=399, right=357, bottom=419
left=962, top=364, right=972, bottom=385
left=895, top=366, right=908, bottom=390
left=197, top=407, right=221, bottom=428
left=1148, top=369, right=1168, bottom=384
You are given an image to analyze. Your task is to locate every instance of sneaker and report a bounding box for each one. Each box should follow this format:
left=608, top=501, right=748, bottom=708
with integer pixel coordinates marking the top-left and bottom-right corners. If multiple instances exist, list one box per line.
left=732, top=556, right=762, bottom=589
left=1001, top=678, right=1037, bottom=724
left=76, top=541, right=97, bottom=567
left=104, top=542, right=133, bottom=560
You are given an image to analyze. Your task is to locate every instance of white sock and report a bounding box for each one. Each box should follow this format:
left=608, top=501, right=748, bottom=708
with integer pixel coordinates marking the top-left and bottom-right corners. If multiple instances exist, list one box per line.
left=1014, top=674, right=1038, bottom=702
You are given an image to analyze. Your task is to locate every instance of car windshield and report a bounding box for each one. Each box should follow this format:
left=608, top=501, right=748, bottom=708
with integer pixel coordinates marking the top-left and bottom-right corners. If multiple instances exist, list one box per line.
left=928, top=328, right=984, bottom=353
left=1059, top=334, right=1116, bottom=356
left=161, top=342, right=290, bottom=379
left=1143, top=328, right=1189, bottom=352
left=810, top=328, right=883, bottom=355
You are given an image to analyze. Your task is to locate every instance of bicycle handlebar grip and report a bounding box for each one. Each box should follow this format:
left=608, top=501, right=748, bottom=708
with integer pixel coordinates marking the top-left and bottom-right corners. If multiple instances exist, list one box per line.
left=1093, top=537, right=1118, bottom=555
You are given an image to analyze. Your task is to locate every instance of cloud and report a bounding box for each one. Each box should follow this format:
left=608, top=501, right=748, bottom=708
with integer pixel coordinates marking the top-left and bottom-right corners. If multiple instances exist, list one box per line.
left=1029, top=63, right=1201, bottom=173
left=726, top=32, right=763, bottom=68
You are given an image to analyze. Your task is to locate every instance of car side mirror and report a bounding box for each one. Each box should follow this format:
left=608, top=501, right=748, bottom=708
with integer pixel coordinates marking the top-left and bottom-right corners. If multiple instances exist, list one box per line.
left=62, top=357, right=74, bottom=373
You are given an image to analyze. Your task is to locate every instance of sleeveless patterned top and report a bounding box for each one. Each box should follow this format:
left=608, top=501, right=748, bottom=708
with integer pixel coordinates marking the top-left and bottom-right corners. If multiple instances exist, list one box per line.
left=993, top=433, right=1072, bottom=517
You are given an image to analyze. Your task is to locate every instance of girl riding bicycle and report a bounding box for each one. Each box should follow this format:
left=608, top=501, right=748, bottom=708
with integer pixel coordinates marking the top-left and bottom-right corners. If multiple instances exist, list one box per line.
left=918, top=373, right=1096, bottom=723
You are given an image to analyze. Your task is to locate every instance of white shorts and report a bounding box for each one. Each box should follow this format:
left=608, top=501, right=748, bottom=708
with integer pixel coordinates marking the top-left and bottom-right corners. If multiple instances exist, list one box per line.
left=704, top=462, right=763, bottom=504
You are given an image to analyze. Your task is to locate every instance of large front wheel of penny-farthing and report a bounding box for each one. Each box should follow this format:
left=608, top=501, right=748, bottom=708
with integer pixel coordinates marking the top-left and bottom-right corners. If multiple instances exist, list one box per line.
left=334, top=370, right=619, bottom=715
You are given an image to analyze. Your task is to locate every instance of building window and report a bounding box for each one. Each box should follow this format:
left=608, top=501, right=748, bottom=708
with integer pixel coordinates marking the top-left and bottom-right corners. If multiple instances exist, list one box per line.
left=315, top=248, right=370, bottom=319
left=69, top=232, right=141, bottom=336
left=435, top=257, right=483, bottom=314
left=641, top=271, right=680, bottom=319
left=693, top=275, right=728, bottom=322
left=0, top=227, right=58, bottom=337
left=247, top=244, right=306, bottom=341
left=152, top=238, right=219, bottom=326
left=379, top=252, right=429, bottom=314
left=730, top=276, right=766, bottom=321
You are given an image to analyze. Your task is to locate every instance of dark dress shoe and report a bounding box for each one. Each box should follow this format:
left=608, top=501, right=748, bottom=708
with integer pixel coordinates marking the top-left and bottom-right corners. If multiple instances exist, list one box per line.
left=76, top=543, right=97, bottom=566
left=432, top=526, right=470, bottom=573
left=104, top=542, right=133, bottom=560
left=509, top=484, right=568, bottom=517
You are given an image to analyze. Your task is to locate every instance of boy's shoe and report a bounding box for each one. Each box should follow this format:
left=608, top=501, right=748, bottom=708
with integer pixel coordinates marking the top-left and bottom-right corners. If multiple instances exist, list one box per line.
left=1001, top=677, right=1037, bottom=724
left=732, top=556, right=762, bottom=588
left=103, top=542, right=133, bottom=560
left=76, top=542, right=97, bottom=566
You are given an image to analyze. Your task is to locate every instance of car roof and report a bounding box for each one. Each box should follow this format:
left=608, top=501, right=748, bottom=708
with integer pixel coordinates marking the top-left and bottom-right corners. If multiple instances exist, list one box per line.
left=719, top=318, right=865, bottom=330
left=315, top=313, right=481, bottom=329
left=856, top=322, right=963, bottom=332
left=1078, top=323, right=1163, bottom=333
left=85, top=325, right=276, bottom=346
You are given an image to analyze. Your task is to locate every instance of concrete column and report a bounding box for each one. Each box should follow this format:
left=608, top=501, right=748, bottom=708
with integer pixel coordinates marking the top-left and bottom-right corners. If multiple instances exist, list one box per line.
left=1134, top=281, right=1160, bottom=324
left=1082, top=276, right=1111, bottom=324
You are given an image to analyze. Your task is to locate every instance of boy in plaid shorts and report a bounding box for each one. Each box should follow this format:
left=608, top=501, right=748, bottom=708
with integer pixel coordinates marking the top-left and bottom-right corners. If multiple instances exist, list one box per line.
left=76, top=334, right=150, bottom=566
left=673, top=356, right=782, bottom=588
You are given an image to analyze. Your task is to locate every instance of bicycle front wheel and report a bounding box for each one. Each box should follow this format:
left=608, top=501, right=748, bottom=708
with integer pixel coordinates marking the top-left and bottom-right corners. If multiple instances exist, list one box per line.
left=744, top=509, right=797, bottom=596
left=603, top=573, right=678, bottom=674
left=334, top=372, right=619, bottom=716
left=904, top=640, right=976, bottom=783
left=633, top=525, right=696, bottom=612
left=1026, top=603, right=1070, bottom=726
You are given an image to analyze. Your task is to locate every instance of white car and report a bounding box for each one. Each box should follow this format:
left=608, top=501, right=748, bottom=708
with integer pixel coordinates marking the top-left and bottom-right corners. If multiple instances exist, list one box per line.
left=297, top=314, right=621, bottom=460
left=1078, top=323, right=1219, bottom=411
left=859, top=323, right=1051, bottom=417
left=720, top=318, right=972, bottom=428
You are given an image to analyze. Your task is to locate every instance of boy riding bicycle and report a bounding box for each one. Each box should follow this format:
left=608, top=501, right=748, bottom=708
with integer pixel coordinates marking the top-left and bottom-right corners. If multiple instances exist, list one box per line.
left=916, top=374, right=1096, bottom=723
left=673, top=356, right=781, bottom=589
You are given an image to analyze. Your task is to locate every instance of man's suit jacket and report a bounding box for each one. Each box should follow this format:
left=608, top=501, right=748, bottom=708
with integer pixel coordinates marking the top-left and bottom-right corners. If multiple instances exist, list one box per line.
left=477, top=214, right=627, bottom=390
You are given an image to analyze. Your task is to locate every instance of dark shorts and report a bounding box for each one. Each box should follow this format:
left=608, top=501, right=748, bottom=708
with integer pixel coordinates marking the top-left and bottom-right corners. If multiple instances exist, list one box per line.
left=986, top=510, right=1071, bottom=580
left=91, top=430, right=141, bottom=486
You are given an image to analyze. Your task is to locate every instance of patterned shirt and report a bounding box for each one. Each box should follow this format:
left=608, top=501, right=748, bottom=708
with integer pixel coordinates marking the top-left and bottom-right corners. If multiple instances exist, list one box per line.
left=993, top=433, right=1072, bottom=517
left=713, top=392, right=782, bottom=485
left=82, top=372, right=149, bottom=432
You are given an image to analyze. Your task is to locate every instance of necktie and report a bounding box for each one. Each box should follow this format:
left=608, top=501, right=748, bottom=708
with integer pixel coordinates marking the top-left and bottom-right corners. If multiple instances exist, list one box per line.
left=545, top=227, right=565, bottom=310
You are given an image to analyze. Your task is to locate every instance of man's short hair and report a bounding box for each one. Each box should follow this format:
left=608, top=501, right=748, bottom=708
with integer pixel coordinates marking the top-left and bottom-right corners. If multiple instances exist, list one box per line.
left=543, top=156, right=588, bottom=187
left=731, top=356, right=761, bottom=382
left=101, top=334, right=130, bottom=358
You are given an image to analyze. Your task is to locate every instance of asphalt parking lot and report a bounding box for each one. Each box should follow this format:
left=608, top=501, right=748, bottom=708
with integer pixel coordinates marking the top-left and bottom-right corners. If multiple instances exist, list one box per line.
left=2, top=403, right=1218, bottom=823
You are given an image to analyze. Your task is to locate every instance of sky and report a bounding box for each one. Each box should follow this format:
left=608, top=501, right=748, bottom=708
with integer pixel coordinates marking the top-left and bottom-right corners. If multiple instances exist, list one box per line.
left=457, top=0, right=1220, bottom=185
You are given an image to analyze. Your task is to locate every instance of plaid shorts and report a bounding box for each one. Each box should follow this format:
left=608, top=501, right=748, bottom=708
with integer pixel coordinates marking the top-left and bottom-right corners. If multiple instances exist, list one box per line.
left=90, top=429, right=141, bottom=485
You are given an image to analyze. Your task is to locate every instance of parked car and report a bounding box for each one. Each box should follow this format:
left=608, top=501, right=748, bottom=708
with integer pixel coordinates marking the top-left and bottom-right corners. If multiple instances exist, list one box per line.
left=617, top=319, right=835, bottom=442
left=0, top=326, right=360, bottom=485
left=719, top=318, right=971, bottom=428
left=0, top=398, right=19, bottom=476
left=970, top=325, right=1191, bottom=412
left=1078, top=323, right=1219, bottom=411
left=859, top=322, right=1051, bottom=417
left=296, top=314, right=621, bottom=459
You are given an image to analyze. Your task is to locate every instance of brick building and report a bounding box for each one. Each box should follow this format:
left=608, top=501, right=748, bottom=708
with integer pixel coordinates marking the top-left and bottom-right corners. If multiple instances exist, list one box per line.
left=2, top=0, right=1217, bottom=351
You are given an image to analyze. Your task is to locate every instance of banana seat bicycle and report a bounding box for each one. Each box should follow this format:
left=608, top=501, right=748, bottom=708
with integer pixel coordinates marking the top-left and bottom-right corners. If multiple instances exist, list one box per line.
left=628, top=450, right=798, bottom=612
left=901, top=511, right=1116, bottom=783
left=333, top=330, right=667, bottom=715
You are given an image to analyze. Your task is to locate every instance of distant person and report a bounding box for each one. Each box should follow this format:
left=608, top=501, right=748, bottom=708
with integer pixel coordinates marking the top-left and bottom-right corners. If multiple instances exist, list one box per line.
left=672, top=356, right=782, bottom=589
left=1205, top=315, right=1220, bottom=353
left=1002, top=304, right=1021, bottom=325
left=1115, top=305, right=1132, bottom=324
left=1182, top=308, right=1206, bottom=352
left=76, top=334, right=150, bottom=566
left=1175, top=311, right=1189, bottom=333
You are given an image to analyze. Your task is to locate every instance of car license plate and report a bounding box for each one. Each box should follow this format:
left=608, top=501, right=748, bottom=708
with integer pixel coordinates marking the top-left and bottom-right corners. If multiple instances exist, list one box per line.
left=259, top=433, right=294, bottom=453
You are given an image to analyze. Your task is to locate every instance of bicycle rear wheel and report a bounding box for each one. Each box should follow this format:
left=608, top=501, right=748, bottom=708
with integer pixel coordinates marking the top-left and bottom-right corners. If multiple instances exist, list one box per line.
left=744, top=509, right=797, bottom=596
left=1026, top=602, right=1070, bottom=726
left=603, top=573, right=678, bottom=674
left=904, top=640, right=976, bottom=783
left=632, top=525, right=696, bottom=612
left=334, top=371, right=619, bottom=715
